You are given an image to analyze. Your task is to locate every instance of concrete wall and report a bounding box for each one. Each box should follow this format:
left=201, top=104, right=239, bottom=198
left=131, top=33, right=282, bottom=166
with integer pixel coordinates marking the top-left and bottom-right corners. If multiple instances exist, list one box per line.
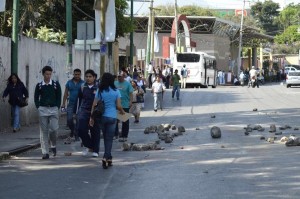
left=0, top=36, right=12, bottom=130
left=0, top=36, right=101, bottom=131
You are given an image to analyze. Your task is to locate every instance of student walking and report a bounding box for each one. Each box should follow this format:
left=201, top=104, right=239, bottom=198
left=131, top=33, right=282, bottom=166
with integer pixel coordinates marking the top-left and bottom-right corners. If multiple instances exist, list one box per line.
left=2, top=73, right=29, bottom=132
left=130, top=81, right=144, bottom=123
left=114, top=71, right=133, bottom=142
left=77, top=69, right=100, bottom=157
left=34, top=66, right=62, bottom=159
left=90, top=73, right=125, bottom=169
left=61, top=68, right=84, bottom=141
left=181, top=64, right=188, bottom=89
left=171, top=69, right=181, bottom=100
left=151, top=75, right=166, bottom=111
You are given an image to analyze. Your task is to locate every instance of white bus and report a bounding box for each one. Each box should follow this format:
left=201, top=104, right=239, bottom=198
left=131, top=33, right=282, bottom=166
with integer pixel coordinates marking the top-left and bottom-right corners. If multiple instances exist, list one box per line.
left=173, top=52, right=217, bottom=88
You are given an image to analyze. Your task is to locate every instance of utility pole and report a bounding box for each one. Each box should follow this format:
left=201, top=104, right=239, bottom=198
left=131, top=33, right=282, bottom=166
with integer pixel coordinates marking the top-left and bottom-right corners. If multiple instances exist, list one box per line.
left=145, top=0, right=153, bottom=78
left=237, top=0, right=245, bottom=75
left=11, top=0, right=20, bottom=74
left=174, top=0, right=179, bottom=52
left=66, top=0, right=72, bottom=73
left=150, top=8, right=155, bottom=61
left=100, top=0, right=109, bottom=77
left=130, top=0, right=134, bottom=68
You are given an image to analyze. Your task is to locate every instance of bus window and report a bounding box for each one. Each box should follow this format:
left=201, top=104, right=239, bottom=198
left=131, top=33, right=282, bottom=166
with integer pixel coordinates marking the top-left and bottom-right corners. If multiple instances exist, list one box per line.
left=177, top=53, right=200, bottom=62
left=213, top=60, right=217, bottom=69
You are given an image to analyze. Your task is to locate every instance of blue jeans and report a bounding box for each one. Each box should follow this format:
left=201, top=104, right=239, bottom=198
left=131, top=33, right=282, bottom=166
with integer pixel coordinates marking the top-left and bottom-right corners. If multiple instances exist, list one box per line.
left=12, top=105, right=20, bottom=129
left=77, top=109, right=100, bottom=153
left=115, top=108, right=130, bottom=138
left=172, top=85, right=180, bottom=99
left=101, top=116, right=117, bottom=159
left=66, top=104, right=77, bottom=137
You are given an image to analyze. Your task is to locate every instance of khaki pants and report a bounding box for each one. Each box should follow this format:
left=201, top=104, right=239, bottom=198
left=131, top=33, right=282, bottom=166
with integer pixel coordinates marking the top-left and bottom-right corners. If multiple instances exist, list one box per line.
left=181, top=77, right=187, bottom=89
left=38, top=106, right=59, bottom=154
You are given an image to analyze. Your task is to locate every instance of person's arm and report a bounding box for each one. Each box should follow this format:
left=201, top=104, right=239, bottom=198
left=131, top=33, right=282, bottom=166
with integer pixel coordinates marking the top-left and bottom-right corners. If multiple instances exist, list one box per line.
left=56, top=82, right=62, bottom=108
left=89, top=98, right=99, bottom=127
left=34, top=84, right=40, bottom=108
left=117, top=98, right=125, bottom=115
left=2, top=85, right=9, bottom=102
left=61, top=87, right=69, bottom=108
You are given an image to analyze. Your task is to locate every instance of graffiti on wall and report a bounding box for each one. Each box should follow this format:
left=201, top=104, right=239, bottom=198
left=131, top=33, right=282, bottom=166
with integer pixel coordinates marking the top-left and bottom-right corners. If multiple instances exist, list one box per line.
left=37, top=56, right=62, bottom=81
left=0, top=57, right=6, bottom=81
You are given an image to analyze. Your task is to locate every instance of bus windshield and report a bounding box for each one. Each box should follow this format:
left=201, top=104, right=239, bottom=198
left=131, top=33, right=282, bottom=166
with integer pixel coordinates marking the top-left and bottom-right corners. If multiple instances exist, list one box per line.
left=176, top=54, right=200, bottom=63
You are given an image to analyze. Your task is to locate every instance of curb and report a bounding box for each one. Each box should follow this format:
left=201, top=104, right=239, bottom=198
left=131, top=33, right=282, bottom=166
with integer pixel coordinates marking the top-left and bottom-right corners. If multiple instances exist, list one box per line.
left=0, top=131, right=70, bottom=161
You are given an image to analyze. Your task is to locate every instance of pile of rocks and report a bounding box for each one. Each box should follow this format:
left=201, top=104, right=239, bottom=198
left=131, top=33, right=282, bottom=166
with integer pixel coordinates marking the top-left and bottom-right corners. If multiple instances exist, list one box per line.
left=122, top=141, right=165, bottom=151
left=144, top=124, right=186, bottom=144
left=244, top=124, right=265, bottom=135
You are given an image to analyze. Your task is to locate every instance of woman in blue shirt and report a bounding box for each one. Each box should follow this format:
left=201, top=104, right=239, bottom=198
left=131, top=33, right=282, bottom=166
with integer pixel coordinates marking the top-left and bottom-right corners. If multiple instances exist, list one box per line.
left=90, top=73, right=125, bottom=169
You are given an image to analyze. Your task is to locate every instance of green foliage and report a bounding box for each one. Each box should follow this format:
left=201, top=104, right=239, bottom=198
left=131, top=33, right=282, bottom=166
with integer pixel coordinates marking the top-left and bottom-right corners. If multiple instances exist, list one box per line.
left=0, top=0, right=132, bottom=43
left=276, top=3, right=300, bottom=30
left=154, top=4, right=215, bottom=16
left=272, top=42, right=300, bottom=54
left=250, top=0, right=280, bottom=35
left=274, top=25, right=300, bottom=44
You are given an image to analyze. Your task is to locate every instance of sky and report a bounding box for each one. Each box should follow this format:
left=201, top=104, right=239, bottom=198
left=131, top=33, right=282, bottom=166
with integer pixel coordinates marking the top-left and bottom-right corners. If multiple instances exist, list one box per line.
left=131, top=0, right=300, bottom=15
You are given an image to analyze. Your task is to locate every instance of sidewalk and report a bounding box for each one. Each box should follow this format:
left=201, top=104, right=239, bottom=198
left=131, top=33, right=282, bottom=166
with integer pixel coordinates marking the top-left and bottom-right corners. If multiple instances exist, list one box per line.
left=0, top=115, right=69, bottom=160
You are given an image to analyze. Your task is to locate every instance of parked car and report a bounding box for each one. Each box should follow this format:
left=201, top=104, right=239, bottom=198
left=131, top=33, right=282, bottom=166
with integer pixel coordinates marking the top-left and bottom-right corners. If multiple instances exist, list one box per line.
left=285, top=65, right=300, bottom=73
left=286, top=71, right=300, bottom=88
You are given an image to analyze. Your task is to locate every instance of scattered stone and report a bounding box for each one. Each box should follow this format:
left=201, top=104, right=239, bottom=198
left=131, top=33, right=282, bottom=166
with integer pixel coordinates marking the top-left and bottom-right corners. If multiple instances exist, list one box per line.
left=180, top=146, right=184, bottom=149
left=275, top=132, right=282, bottom=135
left=157, top=125, right=165, bottom=133
left=269, top=124, right=276, bottom=132
left=158, top=132, right=168, bottom=140
left=144, top=127, right=150, bottom=134
left=280, top=136, right=289, bottom=142
left=122, top=143, right=132, bottom=151
left=211, top=126, right=221, bottom=138
left=177, top=131, right=183, bottom=136
left=164, top=136, right=173, bottom=143
left=284, top=125, right=292, bottom=129
left=221, top=145, right=225, bottom=148
left=245, top=126, right=253, bottom=132
left=203, top=170, right=209, bottom=174
left=285, top=136, right=300, bottom=146
left=155, top=140, right=160, bottom=145
left=253, top=108, right=258, bottom=111
left=294, top=127, right=299, bottom=131
left=257, top=127, right=265, bottom=132
left=132, top=144, right=144, bottom=151
left=267, top=137, right=275, bottom=143
left=196, top=127, right=200, bottom=130
left=211, top=115, right=216, bottom=118
left=253, top=125, right=262, bottom=130
left=245, top=132, right=250, bottom=136
left=155, top=147, right=165, bottom=150
left=178, top=126, right=185, bottom=133
left=171, top=125, right=176, bottom=130
left=260, top=136, right=265, bottom=140
left=279, top=127, right=286, bottom=130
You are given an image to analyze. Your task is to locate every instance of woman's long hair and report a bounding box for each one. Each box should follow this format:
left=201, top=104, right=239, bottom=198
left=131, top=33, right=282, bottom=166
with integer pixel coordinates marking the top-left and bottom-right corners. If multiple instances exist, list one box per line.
left=7, top=73, right=21, bottom=85
left=99, top=73, right=117, bottom=92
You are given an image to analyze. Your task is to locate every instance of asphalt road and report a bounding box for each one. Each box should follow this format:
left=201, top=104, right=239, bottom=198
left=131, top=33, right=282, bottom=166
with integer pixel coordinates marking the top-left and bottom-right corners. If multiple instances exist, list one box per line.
left=1, top=83, right=300, bottom=199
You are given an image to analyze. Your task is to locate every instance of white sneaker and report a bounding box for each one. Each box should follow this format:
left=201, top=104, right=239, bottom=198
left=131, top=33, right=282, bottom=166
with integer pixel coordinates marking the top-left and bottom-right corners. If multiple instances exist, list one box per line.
left=92, top=152, right=99, bottom=157
left=82, top=148, right=90, bottom=156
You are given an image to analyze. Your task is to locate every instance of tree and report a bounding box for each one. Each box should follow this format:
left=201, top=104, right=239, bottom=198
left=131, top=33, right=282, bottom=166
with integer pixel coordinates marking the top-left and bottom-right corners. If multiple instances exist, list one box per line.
left=276, top=3, right=300, bottom=31
left=154, top=4, right=215, bottom=16
left=250, top=0, right=280, bottom=35
left=0, top=0, right=133, bottom=42
left=274, top=25, right=300, bottom=44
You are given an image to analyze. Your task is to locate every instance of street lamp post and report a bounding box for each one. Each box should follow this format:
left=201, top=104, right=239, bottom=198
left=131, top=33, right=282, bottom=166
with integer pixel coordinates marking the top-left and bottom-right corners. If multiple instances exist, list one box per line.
left=237, top=0, right=245, bottom=75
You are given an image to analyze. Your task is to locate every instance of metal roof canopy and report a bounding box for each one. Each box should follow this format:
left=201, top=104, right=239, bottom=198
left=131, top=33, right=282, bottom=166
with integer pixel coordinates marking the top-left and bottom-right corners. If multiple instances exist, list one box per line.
left=129, top=15, right=274, bottom=47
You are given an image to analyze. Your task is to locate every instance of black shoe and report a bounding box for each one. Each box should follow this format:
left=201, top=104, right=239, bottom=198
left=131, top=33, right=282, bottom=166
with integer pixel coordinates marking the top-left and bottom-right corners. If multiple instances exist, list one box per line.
left=102, top=159, right=108, bottom=169
left=154, top=109, right=157, bottom=112
left=42, top=154, right=49, bottom=159
left=161, top=108, right=163, bottom=111
left=107, top=159, right=113, bottom=167
left=51, top=147, right=56, bottom=156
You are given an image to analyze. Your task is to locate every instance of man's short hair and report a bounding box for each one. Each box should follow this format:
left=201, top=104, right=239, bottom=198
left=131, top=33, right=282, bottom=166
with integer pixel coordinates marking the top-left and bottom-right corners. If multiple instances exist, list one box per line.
left=42, top=66, right=53, bottom=74
left=74, top=68, right=81, bottom=73
left=85, top=69, right=96, bottom=77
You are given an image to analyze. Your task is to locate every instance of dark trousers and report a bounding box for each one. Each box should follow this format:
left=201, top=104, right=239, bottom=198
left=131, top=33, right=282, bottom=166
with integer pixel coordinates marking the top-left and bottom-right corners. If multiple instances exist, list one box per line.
left=148, top=74, right=153, bottom=88
left=115, top=108, right=130, bottom=138
left=101, top=116, right=117, bottom=159
left=165, top=76, right=170, bottom=88
left=77, top=111, right=100, bottom=153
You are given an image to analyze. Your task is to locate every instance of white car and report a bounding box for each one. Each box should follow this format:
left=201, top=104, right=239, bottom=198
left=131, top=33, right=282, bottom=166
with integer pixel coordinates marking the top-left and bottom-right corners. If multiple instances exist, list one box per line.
left=286, top=71, right=300, bottom=88
left=285, top=65, right=300, bottom=73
